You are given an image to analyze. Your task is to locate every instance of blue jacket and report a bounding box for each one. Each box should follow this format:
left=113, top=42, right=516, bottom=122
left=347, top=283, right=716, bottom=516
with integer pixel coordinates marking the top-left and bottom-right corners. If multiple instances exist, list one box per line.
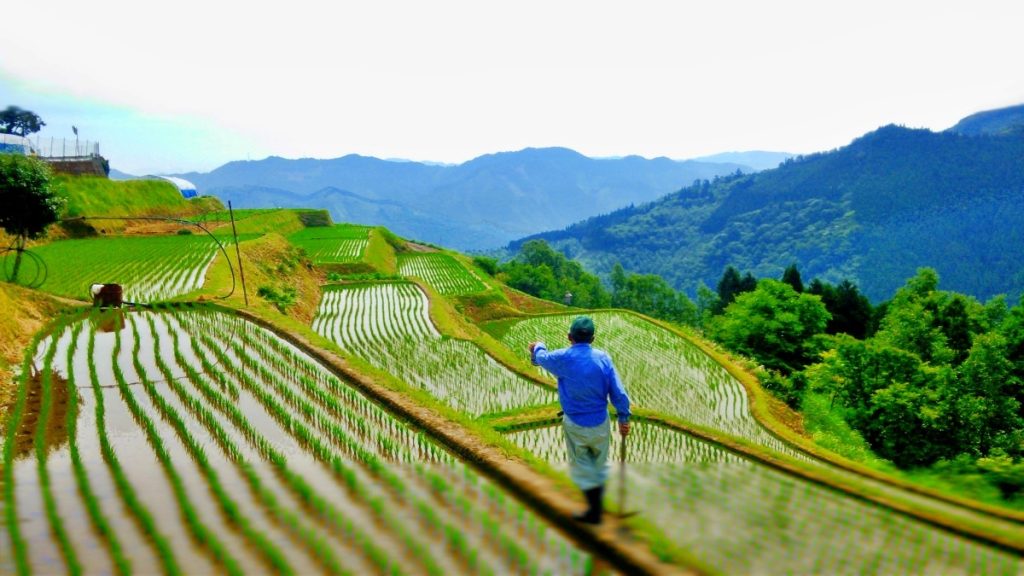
left=532, top=342, right=630, bottom=427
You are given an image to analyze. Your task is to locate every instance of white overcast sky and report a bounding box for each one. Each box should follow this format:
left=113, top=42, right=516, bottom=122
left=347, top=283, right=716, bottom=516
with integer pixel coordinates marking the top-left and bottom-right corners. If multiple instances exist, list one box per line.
left=1, top=0, right=1022, bottom=174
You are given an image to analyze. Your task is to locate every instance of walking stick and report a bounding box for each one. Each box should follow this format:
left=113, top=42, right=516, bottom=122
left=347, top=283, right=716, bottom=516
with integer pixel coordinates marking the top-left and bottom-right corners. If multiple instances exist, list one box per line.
left=617, top=431, right=637, bottom=520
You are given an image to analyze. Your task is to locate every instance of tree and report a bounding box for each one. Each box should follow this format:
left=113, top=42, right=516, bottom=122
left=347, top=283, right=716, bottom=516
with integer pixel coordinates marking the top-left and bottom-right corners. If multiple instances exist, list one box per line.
left=715, top=266, right=756, bottom=314
left=709, top=279, right=830, bottom=373
left=781, top=264, right=804, bottom=293
left=809, top=278, right=873, bottom=339
left=498, top=240, right=611, bottom=308
left=612, top=269, right=697, bottom=325
left=949, top=333, right=1023, bottom=457
left=875, top=268, right=953, bottom=364
left=0, top=106, right=46, bottom=136
left=0, top=155, right=63, bottom=281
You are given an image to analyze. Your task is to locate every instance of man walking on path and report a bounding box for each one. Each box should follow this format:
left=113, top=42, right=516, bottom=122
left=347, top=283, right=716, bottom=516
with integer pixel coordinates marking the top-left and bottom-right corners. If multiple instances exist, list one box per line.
left=529, top=316, right=631, bottom=524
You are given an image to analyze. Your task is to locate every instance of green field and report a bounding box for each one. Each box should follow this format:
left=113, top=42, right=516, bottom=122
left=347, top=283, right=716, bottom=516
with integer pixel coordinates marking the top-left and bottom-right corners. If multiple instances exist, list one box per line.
left=288, top=225, right=371, bottom=264
left=398, top=253, right=486, bottom=295
left=494, top=311, right=802, bottom=455
left=26, top=236, right=224, bottom=303
left=510, top=421, right=1023, bottom=575
left=313, top=283, right=555, bottom=416
left=2, top=307, right=590, bottom=574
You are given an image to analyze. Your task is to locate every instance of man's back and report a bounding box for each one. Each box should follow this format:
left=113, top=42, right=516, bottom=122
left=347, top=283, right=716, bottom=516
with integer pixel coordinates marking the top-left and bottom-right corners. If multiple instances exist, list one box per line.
left=532, top=342, right=629, bottom=427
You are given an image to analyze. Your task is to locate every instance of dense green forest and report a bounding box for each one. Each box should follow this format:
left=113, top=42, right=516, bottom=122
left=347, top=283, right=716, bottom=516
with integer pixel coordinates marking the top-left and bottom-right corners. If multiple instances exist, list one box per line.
left=497, top=240, right=1024, bottom=506
left=515, top=125, right=1024, bottom=304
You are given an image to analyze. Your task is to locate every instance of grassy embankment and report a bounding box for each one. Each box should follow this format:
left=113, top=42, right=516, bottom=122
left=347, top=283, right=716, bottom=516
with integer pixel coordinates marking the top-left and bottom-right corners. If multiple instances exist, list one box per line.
left=58, top=175, right=222, bottom=235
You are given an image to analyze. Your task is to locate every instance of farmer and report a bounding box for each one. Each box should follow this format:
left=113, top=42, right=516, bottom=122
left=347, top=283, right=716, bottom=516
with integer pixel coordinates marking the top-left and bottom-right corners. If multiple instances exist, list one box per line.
left=529, top=316, right=630, bottom=524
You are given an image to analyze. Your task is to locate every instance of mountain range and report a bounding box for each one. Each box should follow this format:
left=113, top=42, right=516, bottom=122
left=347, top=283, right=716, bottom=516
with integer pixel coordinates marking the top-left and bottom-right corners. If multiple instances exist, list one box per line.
left=514, top=106, right=1024, bottom=303
left=170, top=148, right=760, bottom=249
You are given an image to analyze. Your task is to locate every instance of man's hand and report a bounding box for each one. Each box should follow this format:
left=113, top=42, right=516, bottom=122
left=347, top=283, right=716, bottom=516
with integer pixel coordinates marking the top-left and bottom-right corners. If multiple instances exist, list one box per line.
left=619, top=421, right=630, bottom=437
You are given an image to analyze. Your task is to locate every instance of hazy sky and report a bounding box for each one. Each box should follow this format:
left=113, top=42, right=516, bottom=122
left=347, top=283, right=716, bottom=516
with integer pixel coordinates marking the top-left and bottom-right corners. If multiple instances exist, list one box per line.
left=2, top=0, right=1022, bottom=175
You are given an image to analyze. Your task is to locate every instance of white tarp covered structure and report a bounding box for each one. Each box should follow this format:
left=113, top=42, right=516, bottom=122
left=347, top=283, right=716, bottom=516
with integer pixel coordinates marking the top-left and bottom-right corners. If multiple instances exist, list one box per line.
left=156, top=176, right=198, bottom=198
left=0, top=134, right=35, bottom=155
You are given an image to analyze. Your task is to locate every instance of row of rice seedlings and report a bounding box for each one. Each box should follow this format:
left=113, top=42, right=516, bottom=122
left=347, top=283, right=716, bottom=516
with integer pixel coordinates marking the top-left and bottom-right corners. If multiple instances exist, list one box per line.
left=85, top=316, right=181, bottom=574
left=213, top=334, right=448, bottom=573
left=164, top=332, right=352, bottom=573
left=2, top=325, right=50, bottom=574
left=175, top=317, right=410, bottom=574
left=313, top=283, right=555, bottom=416
left=108, top=322, right=245, bottom=575
left=62, top=316, right=131, bottom=575
left=510, top=421, right=1022, bottom=575
left=33, top=322, right=81, bottom=575
left=233, top=319, right=448, bottom=465
left=314, top=283, right=438, bottom=347
left=397, top=253, right=486, bottom=295
left=182, top=309, right=586, bottom=573
left=124, top=314, right=290, bottom=574
left=144, top=313, right=347, bottom=574
left=500, top=312, right=803, bottom=456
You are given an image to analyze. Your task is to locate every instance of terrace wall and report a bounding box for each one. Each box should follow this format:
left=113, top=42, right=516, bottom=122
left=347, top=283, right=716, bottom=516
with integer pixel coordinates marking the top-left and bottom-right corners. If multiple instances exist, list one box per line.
left=44, top=157, right=108, bottom=177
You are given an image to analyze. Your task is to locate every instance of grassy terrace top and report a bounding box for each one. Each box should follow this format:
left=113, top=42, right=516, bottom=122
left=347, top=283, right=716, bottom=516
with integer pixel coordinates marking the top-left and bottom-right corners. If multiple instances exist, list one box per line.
left=59, top=176, right=221, bottom=230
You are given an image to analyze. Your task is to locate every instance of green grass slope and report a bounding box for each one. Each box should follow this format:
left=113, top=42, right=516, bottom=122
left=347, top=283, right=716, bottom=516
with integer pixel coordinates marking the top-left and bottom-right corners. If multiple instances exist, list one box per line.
left=59, top=176, right=222, bottom=223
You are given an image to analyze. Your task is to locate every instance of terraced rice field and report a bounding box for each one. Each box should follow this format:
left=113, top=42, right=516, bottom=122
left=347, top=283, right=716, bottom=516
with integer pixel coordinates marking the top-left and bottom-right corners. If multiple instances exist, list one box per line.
left=2, top=307, right=592, bottom=574
left=398, top=253, right=486, bottom=295
left=510, top=421, right=1024, bottom=575
left=289, top=225, right=371, bottom=264
left=28, top=236, right=221, bottom=303
left=313, top=283, right=555, bottom=416
left=498, top=312, right=801, bottom=456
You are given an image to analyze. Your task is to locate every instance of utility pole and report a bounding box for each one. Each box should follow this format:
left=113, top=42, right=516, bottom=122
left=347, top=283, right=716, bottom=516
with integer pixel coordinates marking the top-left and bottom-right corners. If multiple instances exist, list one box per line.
left=228, top=201, right=249, bottom=306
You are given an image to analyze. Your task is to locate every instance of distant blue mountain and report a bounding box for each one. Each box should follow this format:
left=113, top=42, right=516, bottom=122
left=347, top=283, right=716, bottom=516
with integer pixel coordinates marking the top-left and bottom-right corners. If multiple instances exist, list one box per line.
left=946, top=103, right=1024, bottom=136
left=691, top=151, right=795, bottom=171
left=515, top=123, right=1024, bottom=303
left=176, top=147, right=747, bottom=249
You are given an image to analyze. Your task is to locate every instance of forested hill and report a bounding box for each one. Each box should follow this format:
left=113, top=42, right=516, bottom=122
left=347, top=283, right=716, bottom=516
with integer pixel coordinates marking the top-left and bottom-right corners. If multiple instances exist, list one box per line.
left=946, top=103, right=1024, bottom=136
left=176, top=148, right=748, bottom=250
left=514, top=124, right=1024, bottom=303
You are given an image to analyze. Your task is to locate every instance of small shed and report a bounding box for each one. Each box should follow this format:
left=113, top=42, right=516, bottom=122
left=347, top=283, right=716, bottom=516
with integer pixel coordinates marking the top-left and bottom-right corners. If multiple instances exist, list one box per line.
left=157, top=176, right=198, bottom=198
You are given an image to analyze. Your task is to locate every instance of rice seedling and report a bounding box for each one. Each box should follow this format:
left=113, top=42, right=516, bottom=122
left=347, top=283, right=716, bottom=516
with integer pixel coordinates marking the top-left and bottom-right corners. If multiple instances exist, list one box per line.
left=63, top=316, right=132, bottom=575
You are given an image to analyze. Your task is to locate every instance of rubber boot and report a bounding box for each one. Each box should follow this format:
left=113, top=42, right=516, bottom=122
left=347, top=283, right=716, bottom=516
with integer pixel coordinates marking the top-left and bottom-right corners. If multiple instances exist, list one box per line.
left=573, top=486, right=603, bottom=524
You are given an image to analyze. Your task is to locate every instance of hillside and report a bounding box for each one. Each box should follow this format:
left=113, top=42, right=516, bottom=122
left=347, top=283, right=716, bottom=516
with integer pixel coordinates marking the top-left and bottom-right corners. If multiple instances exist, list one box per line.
left=176, top=147, right=748, bottom=249
left=947, top=103, right=1024, bottom=136
left=4, top=174, right=1024, bottom=574
left=515, top=125, right=1024, bottom=303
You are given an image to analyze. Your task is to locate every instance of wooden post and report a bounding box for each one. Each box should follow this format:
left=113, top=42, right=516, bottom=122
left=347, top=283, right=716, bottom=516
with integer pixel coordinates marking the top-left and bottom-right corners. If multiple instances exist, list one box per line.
left=228, top=201, right=249, bottom=306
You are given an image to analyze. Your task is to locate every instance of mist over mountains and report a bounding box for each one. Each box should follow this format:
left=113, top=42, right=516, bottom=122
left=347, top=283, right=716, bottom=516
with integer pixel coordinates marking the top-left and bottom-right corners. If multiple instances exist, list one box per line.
left=172, top=148, right=755, bottom=249
left=514, top=107, right=1024, bottom=303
